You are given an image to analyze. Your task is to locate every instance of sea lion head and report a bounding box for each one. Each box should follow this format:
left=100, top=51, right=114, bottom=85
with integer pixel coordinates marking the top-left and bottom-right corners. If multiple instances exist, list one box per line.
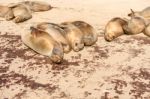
left=72, top=38, right=84, bottom=52
left=104, top=32, right=116, bottom=42
left=60, top=23, right=84, bottom=52
left=50, top=46, right=64, bottom=63
left=128, top=9, right=140, bottom=17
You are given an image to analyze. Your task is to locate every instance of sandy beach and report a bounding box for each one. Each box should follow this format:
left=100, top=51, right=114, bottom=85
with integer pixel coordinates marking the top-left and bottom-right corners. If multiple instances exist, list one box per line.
left=0, top=0, right=150, bottom=99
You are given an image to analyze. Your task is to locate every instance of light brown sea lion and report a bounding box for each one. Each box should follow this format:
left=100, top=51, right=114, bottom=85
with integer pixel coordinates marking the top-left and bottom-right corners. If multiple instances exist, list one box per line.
left=9, top=3, right=32, bottom=23
left=71, top=21, right=97, bottom=46
left=104, top=17, right=127, bottom=42
left=143, top=23, right=150, bottom=37
left=60, top=22, right=84, bottom=52
left=0, top=5, right=14, bottom=20
left=123, top=17, right=146, bottom=35
left=21, top=1, right=52, bottom=12
left=128, top=7, right=150, bottom=18
left=128, top=8, right=150, bottom=25
left=21, top=27, right=64, bottom=63
left=1, top=1, right=51, bottom=23
left=8, top=1, right=52, bottom=12
left=37, top=22, right=71, bottom=53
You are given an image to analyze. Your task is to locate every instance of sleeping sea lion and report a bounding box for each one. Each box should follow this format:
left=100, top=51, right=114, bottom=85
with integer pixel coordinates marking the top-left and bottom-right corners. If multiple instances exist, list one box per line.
left=21, top=27, right=64, bottom=63
left=37, top=22, right=71, bottom=53
left=60, top=22, right=84, bottom=52
left=104, top=17, right=127, bottom=41
left=71, top=21, right=98, bottom=46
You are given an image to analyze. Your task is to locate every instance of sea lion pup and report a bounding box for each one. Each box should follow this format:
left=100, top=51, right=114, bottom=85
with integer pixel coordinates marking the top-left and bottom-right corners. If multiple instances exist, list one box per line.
left=36, top=22, right=71, bottom=53
left=123, top=17, right=146, bottom=35
left=143, top=23, right=150, bottom=37
left=8, top=3, right=32, bottom=23
left=21, top=27, right=64, bottom=63
left=0, top=5, right=14, bottom=20
left=60, top=22, right=84, bottom=52
left=70, top=21, right=97, bottom=46
left=104, top=17, right=127, bottom=42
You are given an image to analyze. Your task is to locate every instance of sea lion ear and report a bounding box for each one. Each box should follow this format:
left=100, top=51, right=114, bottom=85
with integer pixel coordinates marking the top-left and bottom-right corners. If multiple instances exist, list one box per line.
left=30, top=27, right=39, bottom=37
left=128, top=9, right=135, bottom=17
left=130, top=9, right=135, bottom=14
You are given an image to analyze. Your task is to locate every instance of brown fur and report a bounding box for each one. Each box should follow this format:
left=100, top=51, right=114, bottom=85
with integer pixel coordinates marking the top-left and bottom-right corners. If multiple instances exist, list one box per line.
left=0, top=5, right=14, bottom=20
left=128, top=7, right=150, bottom=25
left=21, top=27, right=64, bottom=63
left=71, top=21, right=97, bottom=46
left=10, top=4, right=32, bottom=23
left=104, top=17, right=127, bottom=41
left=144, top=24, right=150, bottom=37
left=60, top=22, right=84, bottom=52
left=19, top=1, right=52, bottom=12
left=37, top=22, right=71, bottom=53
left=0, top=1, right=51, bottom=23
left=123, top=17, right=146, bottom=35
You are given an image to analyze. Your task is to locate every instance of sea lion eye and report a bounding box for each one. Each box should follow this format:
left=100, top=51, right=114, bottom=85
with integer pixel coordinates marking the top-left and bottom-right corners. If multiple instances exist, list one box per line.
left=75, top=42, right=78, bottom=46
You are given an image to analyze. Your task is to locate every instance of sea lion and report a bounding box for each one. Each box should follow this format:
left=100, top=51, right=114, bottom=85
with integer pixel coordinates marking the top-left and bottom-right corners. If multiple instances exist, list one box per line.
left=0, top=1, right=51, bottom=23
left=143, top=23, right=150, bottom=37
left=37, top=22, right=71, bottom=53
left=21, top=1, right=52, bottom=12
left=128, top=8, right=150, bottom=25
left=0, top=5, right=14, bottom=20
left=21, top=27, right=64, bottom=63
left=123, top=17, right=146, bottom=35
left=60, top=22, right=84, bottom=52
left=128, top=7, right=150, bottom=18
left=8, top=3, right=32, bottom=23
left=71, top=21, right=98, bottom=46
left=8, top=1, right=52, bottom=12
left=104, top=17, right=127, bottom=41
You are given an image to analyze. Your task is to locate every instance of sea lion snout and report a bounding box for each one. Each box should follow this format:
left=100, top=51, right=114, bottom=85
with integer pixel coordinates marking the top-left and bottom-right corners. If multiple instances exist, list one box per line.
left=104, top=33, right=115, bottom=42
left=73, top=40, right=84, bottom=52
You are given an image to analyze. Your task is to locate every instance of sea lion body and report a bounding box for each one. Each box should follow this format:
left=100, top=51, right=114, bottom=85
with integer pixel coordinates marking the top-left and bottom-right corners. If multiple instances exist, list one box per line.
left=21, top=27, right=64, bottom=63
left=123, top=17, right=146, bottom=35
left=71, top=21, right=97, bottom=46
left=104, top=17, right=127, bottom=41
left=128, top=7, right=150, bottom=18
left=10, top=4, right=32, bottom=23
left=60, top=23, right=84, bottom=52
left=21, top=1, right=52, bottom=12
left=144, top=23, right=150, bottom=37
left=128, top=7, right=150, bottom=25
left=37, top=22, right=71, bottom=53
left=0, top=5, right=14, bottom=20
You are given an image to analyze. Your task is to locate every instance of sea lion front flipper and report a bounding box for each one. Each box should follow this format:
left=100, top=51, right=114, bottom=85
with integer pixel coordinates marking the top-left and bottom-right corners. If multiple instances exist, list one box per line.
left=13, top=13, right=32, bottom=23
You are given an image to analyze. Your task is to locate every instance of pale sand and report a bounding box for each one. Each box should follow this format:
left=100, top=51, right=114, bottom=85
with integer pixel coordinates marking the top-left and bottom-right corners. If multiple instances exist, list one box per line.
left=0, top=0, right=150, bottom=99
